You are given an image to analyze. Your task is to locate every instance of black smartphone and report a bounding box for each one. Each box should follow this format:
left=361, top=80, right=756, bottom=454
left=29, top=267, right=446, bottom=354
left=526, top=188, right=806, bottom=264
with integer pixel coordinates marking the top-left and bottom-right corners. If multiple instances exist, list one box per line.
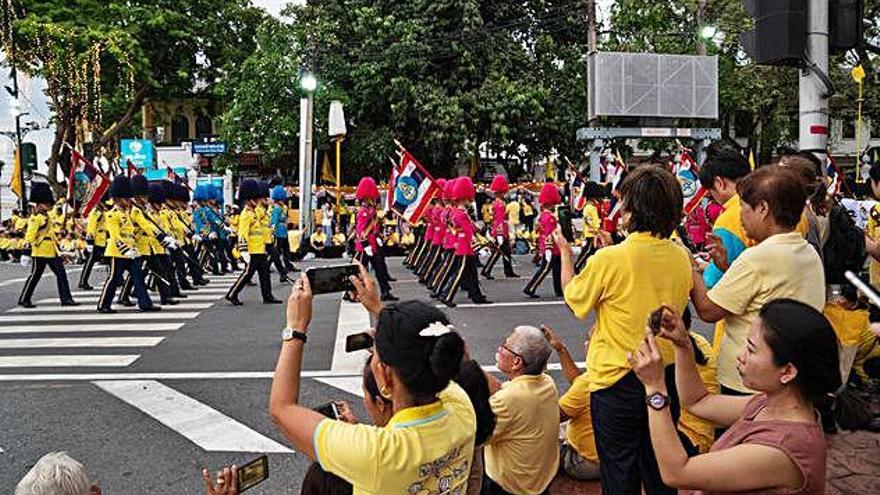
left=345, top=332, right=374, bottom=353
left=237, top=455, right=268, bottom=492
left=305, top=264, right=360, bottom=294
left=314, top=401, right=340, bottom=419
left=648, top=307, right=664, bottom=335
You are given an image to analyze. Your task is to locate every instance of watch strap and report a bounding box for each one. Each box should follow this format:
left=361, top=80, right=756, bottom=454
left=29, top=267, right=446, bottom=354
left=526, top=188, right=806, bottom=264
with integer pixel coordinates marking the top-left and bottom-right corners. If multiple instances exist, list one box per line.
left=283, top=326, right=307, bottom=343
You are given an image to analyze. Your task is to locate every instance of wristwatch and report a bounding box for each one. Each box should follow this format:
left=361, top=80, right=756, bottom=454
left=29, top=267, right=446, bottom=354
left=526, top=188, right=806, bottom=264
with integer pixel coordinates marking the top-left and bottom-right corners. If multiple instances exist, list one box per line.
left=282, top=326, right=307, bottom=343
left=646, top=391, right=669, bottom=411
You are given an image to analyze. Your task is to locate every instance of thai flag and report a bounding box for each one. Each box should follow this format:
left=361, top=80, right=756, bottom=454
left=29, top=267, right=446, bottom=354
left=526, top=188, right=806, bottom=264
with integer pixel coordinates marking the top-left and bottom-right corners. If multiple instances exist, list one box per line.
left=568, top=165, right=587, bottom=211
left=69, top=149, right=110, bottom=216
left=389, top=151, right=440, bottom=224
left=826, top=157, right=842, bottom=196
left=387, top=161, right=400, bottom=211
left=678, top=148, right=708, bottom=214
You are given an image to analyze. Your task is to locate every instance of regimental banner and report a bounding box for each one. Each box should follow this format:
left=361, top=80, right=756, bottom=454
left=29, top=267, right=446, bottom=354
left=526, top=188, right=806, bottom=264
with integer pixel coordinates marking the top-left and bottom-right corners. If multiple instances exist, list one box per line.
left=389, top=151, right=440, bottom=224
left=69, top=149, right=110, bottom=216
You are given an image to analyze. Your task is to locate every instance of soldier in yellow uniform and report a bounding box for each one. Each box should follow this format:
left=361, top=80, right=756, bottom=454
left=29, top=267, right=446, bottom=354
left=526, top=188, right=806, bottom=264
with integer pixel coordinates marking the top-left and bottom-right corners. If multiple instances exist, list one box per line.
left=18, top=183, right=78, bottom=308
left=161, top=182, right=198, bottom=292
left=97, top=176, right=161, bottom=313
left=225, top=179, right=280, bottom=305
left=78, top=193, right=109, bottom=290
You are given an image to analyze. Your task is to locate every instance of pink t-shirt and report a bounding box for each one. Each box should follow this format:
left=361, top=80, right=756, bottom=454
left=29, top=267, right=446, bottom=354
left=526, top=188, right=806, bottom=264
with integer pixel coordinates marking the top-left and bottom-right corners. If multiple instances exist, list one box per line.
left=684, top=395, right=826, bottom=495
left=537, top=210, right=558, bottom=254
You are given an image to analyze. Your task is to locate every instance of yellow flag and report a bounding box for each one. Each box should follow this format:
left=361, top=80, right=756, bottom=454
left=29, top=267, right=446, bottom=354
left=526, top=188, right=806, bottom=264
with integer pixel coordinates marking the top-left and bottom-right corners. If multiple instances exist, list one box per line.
left=748, top=149, right=756, bottom=172
left=469, top=154, right=478, bottom=178
left=852, top=65, right=866, bottom=83
left=321, top=151, right=336, bottom=184
left=10, top=147, right=23, bottom=198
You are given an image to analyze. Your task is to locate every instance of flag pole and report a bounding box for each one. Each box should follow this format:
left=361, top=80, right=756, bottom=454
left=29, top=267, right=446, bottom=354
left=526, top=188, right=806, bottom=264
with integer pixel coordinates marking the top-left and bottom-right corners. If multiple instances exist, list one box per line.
left=335, top=136, right=343, bottom=214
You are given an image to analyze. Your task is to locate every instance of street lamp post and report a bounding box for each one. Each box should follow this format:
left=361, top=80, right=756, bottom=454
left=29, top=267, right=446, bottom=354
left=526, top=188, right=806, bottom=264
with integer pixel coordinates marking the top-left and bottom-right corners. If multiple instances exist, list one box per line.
left=4, top=2, right=26, bottom=212
left=298, top=70, right=317, bottom=234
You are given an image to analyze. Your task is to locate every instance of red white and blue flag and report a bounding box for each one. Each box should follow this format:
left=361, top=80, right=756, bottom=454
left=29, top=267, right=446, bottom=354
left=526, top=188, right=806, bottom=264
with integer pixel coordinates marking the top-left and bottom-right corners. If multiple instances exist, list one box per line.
left=567, top=164, right=587, bottom=211
left=68, top=148, right=110, bottom=216
left=389, top=150, right=440, bottom=224
left=676, top=148, right=708, bottom=215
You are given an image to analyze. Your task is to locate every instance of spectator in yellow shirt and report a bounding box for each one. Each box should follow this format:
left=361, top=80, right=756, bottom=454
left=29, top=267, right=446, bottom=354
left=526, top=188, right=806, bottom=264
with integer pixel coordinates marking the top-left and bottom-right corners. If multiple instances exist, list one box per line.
left=269, top=273, right=476, bottom=495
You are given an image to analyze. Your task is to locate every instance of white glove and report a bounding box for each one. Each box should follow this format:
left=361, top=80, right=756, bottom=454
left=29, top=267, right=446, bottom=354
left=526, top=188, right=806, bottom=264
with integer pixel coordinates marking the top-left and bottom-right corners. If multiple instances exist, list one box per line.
left=166, top=239, right=179, bottom=250
left=376, top=238, right=384, bottom=247
left=208, top=232, right=218, bottom=240
left=20, top=255, right=31, bottom=267
left=365, top=246, right=374, bottom=257
left=127, top=248, right=139, bottom=259
left=192, top=235, right=203, bottom=243
left=224, top=226, right=235, bottom=234
left=240, top=251, right=251, bottom=263
left=544, top=249, right=552, bottom=262
left=496, top=235, right=504, bottom=245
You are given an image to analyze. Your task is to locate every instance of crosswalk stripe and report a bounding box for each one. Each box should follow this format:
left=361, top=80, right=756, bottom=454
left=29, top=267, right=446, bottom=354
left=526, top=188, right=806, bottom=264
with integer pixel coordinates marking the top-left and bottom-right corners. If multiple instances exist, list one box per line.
left=313, top=376, right=365, bottom=398
left=94, top=380, right=293, bottom=453
left=69, top=287, right=231, bottom=298
left=36, top=294, right=220, bottom=303
left=0, top=337, right=165, bottom=349
left=0, top=355, right=140, bottom=367
left=331, top=301, right=371, bottom=373
left=0, top=312, right=200, bottom=323
left=0, top=323, right=184, bottom=334
left=7, top=303, right=213, bottom=313
left=436, top=300, right=565, bottom=309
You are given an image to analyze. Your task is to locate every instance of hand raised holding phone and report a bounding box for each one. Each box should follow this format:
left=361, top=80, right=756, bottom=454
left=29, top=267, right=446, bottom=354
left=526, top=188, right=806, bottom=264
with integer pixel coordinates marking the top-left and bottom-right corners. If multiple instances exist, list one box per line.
left=348, top=261, right=382, bottom=317
left=648, top=305, right=690, bottom=349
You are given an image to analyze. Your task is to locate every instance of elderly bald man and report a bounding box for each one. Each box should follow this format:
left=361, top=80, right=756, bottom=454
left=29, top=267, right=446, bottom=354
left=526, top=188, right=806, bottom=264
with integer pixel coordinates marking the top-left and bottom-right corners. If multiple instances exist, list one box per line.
left=483, top=325, right=560, bottom=495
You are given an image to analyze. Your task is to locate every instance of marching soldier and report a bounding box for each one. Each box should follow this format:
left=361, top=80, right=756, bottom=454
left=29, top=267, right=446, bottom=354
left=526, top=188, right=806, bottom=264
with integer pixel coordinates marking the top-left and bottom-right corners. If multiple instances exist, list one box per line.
left=97, top=176, right=160, bottom=313
left=414, top=178, right=446, bottom=279
left=481, top=174, right=519, bottom=279
left=437, top=177, right=490, bottom=307
left=428, top=179, right=458, bottom=295
left=225, top=179, right=281, bottom=305
left=354, top=177, right=398, bottom=301
left=573, top=181, right=604, bottom=274
left=78, top=193, right=109, bottom=290
left=269, top=185, right=296, bottom=282
left=524, top=183, right=563, bottom=298
left=17, top=182, right=78, bottom=308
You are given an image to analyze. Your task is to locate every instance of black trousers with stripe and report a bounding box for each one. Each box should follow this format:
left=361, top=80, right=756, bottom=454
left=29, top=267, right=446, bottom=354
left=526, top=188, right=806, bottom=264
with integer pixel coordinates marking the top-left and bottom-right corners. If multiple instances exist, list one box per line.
left=19, top=256, right=73, bottom=304
left=524, top=254, right=562, bottom=296
left=481, top=238, right=516, bottom=277
left=98, top=257, right=153, bottom=310
left=226, top=253, right=273, bottom=301
left=79, top=245, right=106, bottom=288
left=430, top=250, right=455, bottom=292
left=440, top=254, right=483, bottom=304
left=354, top=249, right=393, bottom=294
left=121, top=255, right=176, bottom=303
left=574, top=242, right=597, bottom=274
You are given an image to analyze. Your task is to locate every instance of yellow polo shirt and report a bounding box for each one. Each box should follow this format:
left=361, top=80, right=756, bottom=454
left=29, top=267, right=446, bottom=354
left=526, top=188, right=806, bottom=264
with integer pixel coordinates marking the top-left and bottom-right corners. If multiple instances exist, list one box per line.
left=314, top=383, right=476, bottom=495
left=565, top=232, right=693, bottom=391
left=708, top=232, right=825, bottom=392
left=506, top=201, right=520, bottom=226
left=558, top=373, right=597, bottom=462
left=677, top=333, right=719, bottom=453
left=484, top=374, right=559, bottom=495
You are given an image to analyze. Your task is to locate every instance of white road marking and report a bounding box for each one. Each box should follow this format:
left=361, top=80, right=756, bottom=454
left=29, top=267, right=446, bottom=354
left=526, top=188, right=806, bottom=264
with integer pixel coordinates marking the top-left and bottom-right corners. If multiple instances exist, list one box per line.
left=0, top=337, right=164, bottom=349
left=69, top=286, right=232, bottom=298
left=330, top=300, right=371, bottom=373
left=437, top=300, right=565, bottom=309
left=0, top=323, right=184, bottom=334
left=313, top=376, right=365, bottom=398
left=6, top=303, right=213, bottom=313
left=0, top=362, right=586, bottom=381
left=37, top=294, right=220, bottom=303
left=0, top=355, right=140, bottom=368
left=0, top=312, right=200, bottom=323
left=94, top=380, right=293, bottom=453
left=0, top=268, right=83, bottom=287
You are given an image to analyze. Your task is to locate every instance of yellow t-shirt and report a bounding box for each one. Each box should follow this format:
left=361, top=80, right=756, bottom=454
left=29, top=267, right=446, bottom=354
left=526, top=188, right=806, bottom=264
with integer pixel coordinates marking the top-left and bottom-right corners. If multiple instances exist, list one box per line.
left=677, top=333, right=719, bottom=453
left=484, top=374, right=559, bottom=495
left=564, top=232, right=693, bottom=391
left=823, top=303, right=869, bottom=347
left=558, top=373, right=597, bottom=462
left=287, top=230, right=302, bottom=252
left=481, top=203, right=493, bottom=224
left=582, top=202, right=600, bottom=239
left=506, top=201, right=520, bottom=226
left=332, top=232, right=346, bottom=246
left=867, top=203, right=880, bottom=286
left=315, top=383, right=476, bottom=495
left=310, top=231, right=327, bottom=247
left=708, top=232, right=825, bottom=392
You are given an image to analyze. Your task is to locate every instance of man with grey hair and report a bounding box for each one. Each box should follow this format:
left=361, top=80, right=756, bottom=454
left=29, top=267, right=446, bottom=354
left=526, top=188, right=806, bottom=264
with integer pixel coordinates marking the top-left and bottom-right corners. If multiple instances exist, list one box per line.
left=482, top=325, right=559, bottom=495
left=15, top=452, right=101, bottom=495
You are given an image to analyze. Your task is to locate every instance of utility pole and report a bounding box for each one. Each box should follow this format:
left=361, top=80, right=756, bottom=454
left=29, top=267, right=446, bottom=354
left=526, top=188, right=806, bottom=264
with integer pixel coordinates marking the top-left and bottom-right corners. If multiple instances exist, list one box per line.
left=799, top=0, right=830, bottom=163
left=4, top=2, right=26, bottom=212
left=696, top=0, right=707, bottom=56
left=586, top=0, right=603, bottom=183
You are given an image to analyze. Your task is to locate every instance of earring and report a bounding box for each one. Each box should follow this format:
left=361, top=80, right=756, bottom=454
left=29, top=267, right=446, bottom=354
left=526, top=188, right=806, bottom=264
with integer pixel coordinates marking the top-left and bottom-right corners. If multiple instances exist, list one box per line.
left=379, top=386, right=392, bottom=399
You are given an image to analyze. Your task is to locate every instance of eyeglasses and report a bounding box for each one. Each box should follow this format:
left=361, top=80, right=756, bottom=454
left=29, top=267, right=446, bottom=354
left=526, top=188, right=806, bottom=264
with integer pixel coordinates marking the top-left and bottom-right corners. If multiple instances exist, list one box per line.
left=499, top=344, right=523, bottom=361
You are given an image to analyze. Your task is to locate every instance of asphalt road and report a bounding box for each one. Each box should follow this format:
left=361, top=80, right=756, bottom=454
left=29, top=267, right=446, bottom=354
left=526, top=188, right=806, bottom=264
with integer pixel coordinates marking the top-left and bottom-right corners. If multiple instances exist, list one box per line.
left=0, top=255, right=713, bottom=493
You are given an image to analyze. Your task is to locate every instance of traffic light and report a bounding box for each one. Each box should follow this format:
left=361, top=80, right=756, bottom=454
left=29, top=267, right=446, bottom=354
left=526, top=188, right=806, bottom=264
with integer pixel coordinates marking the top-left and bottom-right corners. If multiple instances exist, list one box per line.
left=829, top=0, right=863, bottom=52
left=741, top=0, right=806, bottom=66
left=20, top=142, right=37, bottom=172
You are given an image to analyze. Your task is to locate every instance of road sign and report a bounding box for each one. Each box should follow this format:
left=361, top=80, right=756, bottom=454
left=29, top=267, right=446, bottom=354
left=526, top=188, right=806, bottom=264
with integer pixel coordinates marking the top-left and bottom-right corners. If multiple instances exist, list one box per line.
left=192, top=142, right=227, bottom=157
left=121, top=139, right=155, bottom=169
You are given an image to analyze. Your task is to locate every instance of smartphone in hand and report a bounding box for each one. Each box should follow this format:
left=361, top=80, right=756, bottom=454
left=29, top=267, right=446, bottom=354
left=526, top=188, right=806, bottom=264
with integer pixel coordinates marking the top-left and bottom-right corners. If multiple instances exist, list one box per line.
left=305, top=264, right=360, bottom=294
left=237, top=455, right=269, bottom=492
left=345, top=332, right=374, bottom=353
left=313, top=401, right=341, bottom=419
left=648, top=307, right=664, bottom=335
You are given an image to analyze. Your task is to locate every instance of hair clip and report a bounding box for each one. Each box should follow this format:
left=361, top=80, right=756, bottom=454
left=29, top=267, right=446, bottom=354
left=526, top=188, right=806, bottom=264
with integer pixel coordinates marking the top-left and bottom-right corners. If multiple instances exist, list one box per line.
left=419, top=322, right=454, bottom=338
